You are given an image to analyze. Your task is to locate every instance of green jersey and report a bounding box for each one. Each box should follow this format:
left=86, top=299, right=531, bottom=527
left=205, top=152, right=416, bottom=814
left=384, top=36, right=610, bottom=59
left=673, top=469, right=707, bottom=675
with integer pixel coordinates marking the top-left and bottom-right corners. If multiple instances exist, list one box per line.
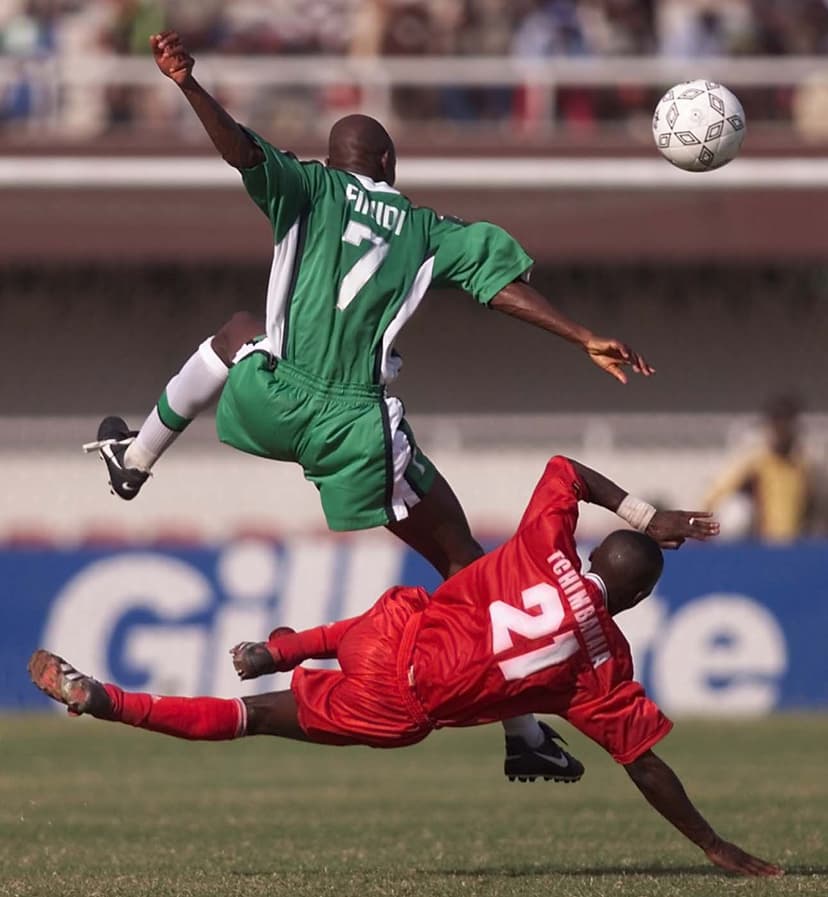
left=240, top=130, right=533, bottom=386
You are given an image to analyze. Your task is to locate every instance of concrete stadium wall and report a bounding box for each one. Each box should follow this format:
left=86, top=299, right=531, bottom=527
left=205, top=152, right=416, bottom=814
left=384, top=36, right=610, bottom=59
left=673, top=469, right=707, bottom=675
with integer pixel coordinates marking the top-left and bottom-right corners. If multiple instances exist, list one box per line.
left=2, top=265, right=827, bottom=415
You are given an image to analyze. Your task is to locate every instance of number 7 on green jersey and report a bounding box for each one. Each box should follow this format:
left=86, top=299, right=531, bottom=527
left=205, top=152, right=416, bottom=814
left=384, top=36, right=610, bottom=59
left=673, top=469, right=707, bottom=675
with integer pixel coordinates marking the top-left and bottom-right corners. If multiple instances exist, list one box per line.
left=337, top=221, right=390, bottom=311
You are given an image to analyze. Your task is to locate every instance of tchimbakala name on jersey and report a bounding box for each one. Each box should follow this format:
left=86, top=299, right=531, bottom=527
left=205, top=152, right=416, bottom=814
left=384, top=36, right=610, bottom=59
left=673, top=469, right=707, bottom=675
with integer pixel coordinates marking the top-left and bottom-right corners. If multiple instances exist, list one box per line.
left=547, top=550, right=611, bottom=669
left=346, top=184, right=407, bottom=235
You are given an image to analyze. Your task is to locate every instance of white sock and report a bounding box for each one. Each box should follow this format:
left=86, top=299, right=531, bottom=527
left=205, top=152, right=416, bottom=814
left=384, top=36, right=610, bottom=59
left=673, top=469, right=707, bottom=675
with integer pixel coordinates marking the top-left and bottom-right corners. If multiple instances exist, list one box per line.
left=124, top=337, right=228, bottom=471
left=502, top=714, right=544, bottom=748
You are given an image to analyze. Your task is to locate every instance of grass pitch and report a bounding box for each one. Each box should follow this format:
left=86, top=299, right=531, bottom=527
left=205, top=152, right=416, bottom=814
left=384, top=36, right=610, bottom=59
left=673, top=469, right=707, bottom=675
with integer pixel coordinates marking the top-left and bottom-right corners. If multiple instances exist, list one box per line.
left=0, top=714, right=825, bottom=897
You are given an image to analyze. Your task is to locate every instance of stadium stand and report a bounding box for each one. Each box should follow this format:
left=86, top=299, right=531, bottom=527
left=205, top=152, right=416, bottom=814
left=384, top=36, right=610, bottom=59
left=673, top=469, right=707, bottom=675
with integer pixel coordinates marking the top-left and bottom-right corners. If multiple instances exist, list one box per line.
left=2, top=1, right=828, bottom=141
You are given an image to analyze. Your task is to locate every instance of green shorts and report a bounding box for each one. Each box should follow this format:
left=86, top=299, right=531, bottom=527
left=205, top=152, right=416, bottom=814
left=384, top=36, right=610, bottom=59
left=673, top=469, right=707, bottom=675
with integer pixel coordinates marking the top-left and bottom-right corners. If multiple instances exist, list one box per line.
left=215, top=350, right=436, bottom=532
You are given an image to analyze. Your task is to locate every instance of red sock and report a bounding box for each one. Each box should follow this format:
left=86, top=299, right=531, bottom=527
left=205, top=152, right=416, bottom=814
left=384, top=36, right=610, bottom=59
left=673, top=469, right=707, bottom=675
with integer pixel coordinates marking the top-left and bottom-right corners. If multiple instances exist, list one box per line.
left=104, top=685, right=246, bottom=741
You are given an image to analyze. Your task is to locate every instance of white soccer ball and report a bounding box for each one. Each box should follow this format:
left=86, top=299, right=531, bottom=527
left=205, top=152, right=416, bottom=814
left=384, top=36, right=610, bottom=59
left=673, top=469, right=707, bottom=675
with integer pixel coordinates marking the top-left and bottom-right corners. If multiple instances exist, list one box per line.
left=652, top=80, right=746, bottom=172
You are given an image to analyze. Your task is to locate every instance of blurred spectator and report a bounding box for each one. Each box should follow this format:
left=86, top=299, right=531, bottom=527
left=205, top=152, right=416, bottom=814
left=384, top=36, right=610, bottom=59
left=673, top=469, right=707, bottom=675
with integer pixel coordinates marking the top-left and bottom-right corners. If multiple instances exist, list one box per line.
left=166, top=1, right=226, bottom=52
left=439, top=0, right=517, bottom=124
left=0, top=0, right=58, bottom=129
left=1, top=0, right=56, bottom=56
left=773, top=0, right=828, bottom=54
left=793, top=73, right=828, bottom=141
left=657, top=1, right=754, bottom=57
left=597, top=0, right=656, bottom=55
left=511, top=1, right=588, bottom=58
left=381, top=2, right=439, bottom=120
left=350, top=0, right=386, bottom=56
left=105, top=0, right=165, bottom=55
left=660, top=9, right=730, bottom=57
left=381, top=1, right=432, bottom=55
left=510, top=1, right=593, bottom=132
left=745, top=0, right=787, bottom=54
left=703, top=396, right=815, bottom=543
left=456, top=0, right=515, bottom=56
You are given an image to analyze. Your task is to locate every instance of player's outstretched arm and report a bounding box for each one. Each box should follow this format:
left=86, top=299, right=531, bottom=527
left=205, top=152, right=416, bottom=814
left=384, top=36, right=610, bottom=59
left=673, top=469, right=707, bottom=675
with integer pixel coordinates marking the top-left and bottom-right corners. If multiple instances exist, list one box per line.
left=150, top=31, right=264, bottom=170
left=568, top=458, right=719, bottom=548
left=624, top=750, right=783, bottom=877
left=489, top=282, right=654, bottom=384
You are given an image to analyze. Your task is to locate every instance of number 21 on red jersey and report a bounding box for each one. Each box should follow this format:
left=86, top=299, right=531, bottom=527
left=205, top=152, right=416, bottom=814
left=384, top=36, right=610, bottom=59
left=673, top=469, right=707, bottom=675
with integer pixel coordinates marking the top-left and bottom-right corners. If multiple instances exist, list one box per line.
left=489, top=583, right=579, bottom=681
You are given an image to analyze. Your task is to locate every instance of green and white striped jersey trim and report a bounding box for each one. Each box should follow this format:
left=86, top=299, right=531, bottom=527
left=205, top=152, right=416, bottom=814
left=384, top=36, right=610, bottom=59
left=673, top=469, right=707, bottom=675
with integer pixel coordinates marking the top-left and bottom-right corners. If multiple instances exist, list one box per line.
left=378, top=254, right=436, bottom=383
left=264, top=215, right=304, bottom=359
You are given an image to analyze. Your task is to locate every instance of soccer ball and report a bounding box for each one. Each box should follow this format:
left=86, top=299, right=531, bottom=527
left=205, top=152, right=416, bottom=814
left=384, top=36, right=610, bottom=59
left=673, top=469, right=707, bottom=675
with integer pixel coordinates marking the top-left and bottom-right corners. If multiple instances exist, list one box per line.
left=652, top=80, right=746, bottom=172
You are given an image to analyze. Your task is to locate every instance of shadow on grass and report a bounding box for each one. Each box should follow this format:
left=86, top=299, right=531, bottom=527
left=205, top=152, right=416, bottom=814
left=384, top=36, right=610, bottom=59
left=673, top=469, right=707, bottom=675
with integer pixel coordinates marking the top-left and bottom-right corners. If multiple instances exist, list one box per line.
left=422, top=866, right=720, bottom=878
left=418, top=863, right=826, bottom=878
left=229, top=864, right=826, bottom=879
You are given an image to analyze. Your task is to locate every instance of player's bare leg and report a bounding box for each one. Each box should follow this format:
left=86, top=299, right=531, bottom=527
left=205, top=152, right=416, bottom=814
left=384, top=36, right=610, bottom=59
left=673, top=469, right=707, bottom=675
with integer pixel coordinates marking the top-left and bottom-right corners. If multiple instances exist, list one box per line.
left=210, top=311, right=264, bottom=367
left=243, top=691, right=309, bottom=740
left=386, top=468, right=484, bottom=580
left=85, top=311, right=263, bottom=499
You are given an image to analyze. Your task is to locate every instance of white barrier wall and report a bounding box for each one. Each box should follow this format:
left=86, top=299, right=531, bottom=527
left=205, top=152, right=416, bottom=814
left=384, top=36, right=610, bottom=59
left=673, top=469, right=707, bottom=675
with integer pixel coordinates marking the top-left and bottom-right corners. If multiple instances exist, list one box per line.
left=3, top=413, right=824, bottom=544
left=0, top=444, right=743, bottom=543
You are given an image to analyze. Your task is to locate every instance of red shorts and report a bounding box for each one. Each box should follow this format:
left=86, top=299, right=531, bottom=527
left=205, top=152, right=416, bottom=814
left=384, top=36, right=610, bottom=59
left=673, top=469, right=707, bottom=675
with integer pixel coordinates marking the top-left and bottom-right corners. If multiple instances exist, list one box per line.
left=291, top=588, right=433, bottom=748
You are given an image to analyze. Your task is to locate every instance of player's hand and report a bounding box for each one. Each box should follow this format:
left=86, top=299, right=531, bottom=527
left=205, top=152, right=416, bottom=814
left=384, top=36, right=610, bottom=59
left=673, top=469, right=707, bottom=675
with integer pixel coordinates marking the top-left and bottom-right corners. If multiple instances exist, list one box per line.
left=150, top=31, right=195, bottom=86
left=645, top=510, right=719, bottom=549
left=584, top=336, right=655, bottom=384
left=704, top=838, right=784, bottom=877
left=229, top=641, right=294, bottom=680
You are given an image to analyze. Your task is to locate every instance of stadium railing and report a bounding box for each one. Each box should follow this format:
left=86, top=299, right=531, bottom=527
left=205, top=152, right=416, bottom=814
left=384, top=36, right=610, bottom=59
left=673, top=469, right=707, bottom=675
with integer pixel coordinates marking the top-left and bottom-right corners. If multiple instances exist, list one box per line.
left=3, top=411, right=826, bottom=452
left=2, top=54, right=827, bottom=87
left=1, top=55, right=827, bottom=141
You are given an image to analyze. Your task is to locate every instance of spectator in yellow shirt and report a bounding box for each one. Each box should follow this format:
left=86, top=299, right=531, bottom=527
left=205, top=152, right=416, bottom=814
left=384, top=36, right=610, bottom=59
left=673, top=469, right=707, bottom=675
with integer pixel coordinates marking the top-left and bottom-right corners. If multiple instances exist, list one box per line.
left=704, top=397, right=812, bottom=543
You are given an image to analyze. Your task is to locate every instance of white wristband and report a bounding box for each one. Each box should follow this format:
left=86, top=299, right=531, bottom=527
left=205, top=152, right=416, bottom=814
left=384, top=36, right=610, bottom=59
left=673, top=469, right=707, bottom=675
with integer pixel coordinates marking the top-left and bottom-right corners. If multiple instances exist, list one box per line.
left=617, top=494, right=657, bottom=532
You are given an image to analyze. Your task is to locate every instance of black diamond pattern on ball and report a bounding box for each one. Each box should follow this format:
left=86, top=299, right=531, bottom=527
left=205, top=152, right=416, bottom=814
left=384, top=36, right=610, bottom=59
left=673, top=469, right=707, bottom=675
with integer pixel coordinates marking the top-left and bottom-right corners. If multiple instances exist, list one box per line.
left=705, top=81, right=721, bottom=90
left=679, top=88, right=703, bottom=100
left=675, top=131, right=701, bottom=146
left=664, top=89, right=675, bottom=101
left=666, top=103, right=679, bottom=129
left=708, top=93, right=725, bottom=115
left=658, top=133, right=671, bottom=148
left=727, top=114, right=745, bottom=130
left=698, top=146, right=715, bottom=167
left=705, top=121, right=724, bottom=141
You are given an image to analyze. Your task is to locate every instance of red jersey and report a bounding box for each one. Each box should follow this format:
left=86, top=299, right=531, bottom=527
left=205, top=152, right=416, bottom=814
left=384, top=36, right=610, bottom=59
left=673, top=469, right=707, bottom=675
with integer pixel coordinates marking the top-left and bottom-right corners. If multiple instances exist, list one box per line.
left=410, top=456, right=672, bottom=764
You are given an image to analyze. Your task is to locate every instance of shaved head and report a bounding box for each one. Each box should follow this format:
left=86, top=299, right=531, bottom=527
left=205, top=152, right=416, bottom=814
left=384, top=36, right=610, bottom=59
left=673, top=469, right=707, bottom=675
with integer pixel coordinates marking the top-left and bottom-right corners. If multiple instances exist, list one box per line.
left=327, top=114, right=396, bottom=184
left=589, top=530, right=664, bottom=616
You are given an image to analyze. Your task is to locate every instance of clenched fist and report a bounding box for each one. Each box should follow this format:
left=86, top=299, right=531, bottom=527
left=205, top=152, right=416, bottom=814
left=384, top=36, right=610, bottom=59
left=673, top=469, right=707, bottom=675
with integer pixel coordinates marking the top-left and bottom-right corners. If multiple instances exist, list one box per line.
left=150, top=31, right=195, bottom=86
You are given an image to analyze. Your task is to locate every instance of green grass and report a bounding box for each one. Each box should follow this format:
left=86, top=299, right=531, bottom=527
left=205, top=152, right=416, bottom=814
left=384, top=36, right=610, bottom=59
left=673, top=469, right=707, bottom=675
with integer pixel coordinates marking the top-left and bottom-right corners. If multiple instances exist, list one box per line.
left=0, top=714, right=825, bottom=897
